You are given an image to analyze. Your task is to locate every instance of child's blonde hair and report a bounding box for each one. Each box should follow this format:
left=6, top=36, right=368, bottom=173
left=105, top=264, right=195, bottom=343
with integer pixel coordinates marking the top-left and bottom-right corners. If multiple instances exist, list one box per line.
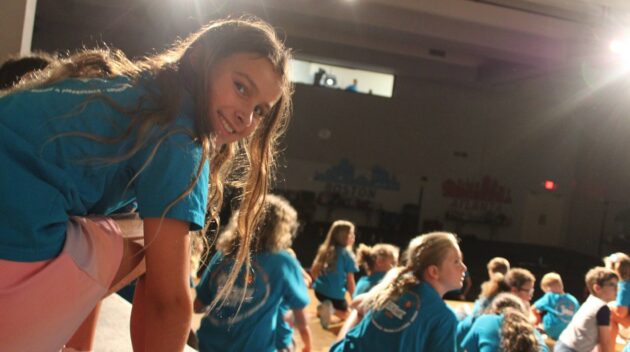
left=540, top=272, right=563, bottom=290
left=5, top=17, right=294, bottom=307
left=585, top=267, right=619, bottom=295
left=487, top=257, right=510, bottom=276
left=216, top=194, right=298, bottom=255
left=355, top=243, right=399, bottom=274
left=487, top=293, right=540, bottom=352
left=360, top=232, right=459, bottom=311
left=311, top=220, right=355, bottom=274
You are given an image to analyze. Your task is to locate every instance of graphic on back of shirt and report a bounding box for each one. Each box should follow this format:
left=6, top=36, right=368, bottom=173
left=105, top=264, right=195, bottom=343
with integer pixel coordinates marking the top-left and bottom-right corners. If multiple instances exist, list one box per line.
left=554, top=295, right=578, bottom=323
left=204, top=259, right=270, bottom=325
left=371, top=291, right=420, bottom=333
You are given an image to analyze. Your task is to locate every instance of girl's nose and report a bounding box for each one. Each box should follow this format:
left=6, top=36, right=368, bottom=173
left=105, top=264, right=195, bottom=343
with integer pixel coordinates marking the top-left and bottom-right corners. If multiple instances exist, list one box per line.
left=236, top=108, right=254, bottom=128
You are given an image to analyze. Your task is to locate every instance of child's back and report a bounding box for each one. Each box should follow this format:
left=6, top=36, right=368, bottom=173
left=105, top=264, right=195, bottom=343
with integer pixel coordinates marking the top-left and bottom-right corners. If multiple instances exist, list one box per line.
left=533, top=292, right=579, bottom=340
left=331, top=281, right=457, bottom=352
left=353, top=271, right=386, bottom=298
left=313, top=246, right=358, bottom=300
left=196, top=250, right=309, bottom=352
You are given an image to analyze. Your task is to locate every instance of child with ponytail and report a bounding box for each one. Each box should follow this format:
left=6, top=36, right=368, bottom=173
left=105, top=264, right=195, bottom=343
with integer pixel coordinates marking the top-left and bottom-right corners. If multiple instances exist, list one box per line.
left=331, top=232, right=467, bottom=351
left=311, top=220, right=359, bottom=328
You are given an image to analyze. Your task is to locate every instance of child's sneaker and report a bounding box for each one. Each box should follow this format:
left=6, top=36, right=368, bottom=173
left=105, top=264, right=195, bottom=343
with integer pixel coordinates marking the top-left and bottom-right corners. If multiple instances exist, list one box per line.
left=317, top=300, right=333, bottom=329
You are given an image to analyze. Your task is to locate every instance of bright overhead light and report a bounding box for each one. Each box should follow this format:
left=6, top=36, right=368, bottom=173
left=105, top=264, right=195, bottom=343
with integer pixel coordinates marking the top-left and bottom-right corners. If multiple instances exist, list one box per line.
left=610, top=39, right=627, bottom=54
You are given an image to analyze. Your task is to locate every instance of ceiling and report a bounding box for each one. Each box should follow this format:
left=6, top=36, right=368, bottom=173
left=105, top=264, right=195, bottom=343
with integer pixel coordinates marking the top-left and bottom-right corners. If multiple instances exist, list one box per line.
left=32, top=0, right=630, bottom=84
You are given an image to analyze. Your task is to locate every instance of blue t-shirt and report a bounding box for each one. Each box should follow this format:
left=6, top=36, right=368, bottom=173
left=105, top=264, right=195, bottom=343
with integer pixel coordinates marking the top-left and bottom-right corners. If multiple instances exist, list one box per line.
left=195, top=250, right=310, bottom=352
left=617, top=280, right=630, bottom=307
left=533, top=292, right=580, bottom=340
left=313, top=246, right=359, bottom=300
left=276, top=302, right=293, bottom=349
left=460, top=314, right=548, bottom=352
left=0, top=77, right=208, bottom=261
left=353, top=271, right=386, bottom=298
left=331, top=282, right=458, bottom=352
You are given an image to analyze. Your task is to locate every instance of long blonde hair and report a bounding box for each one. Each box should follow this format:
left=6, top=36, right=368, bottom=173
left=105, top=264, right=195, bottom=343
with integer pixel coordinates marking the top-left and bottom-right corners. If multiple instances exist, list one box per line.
left=312, top=220, right=355, bottom=274
left=216, top=194, right=298, bottom=255
left=4, top=17, right=293, bottom=306
left=361, top=232, right=459, bottom=311
left=486, top=293, right=539, bottom=352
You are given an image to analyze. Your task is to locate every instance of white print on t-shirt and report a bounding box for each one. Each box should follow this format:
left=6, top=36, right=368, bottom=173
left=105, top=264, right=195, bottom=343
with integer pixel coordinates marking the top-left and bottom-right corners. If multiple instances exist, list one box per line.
left=383, top=300, right=406, bottom=320
left=205, top=260, right=270, bottom=326
left=371, top=291, right=421, bottom=333
left=31, top=83, right=133, bottom=95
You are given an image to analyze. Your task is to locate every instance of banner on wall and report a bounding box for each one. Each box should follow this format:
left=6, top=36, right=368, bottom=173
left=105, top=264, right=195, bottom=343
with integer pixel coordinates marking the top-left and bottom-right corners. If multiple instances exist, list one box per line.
left=442, top=175, right=512, bottom=226
left=314, top=159, right=400, bottom=207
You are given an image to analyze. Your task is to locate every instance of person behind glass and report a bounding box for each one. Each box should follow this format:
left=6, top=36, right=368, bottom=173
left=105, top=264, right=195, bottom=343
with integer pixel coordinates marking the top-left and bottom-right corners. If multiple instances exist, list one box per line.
left=461, top=292, right=548, bottom=352
left=531, top=272, right=579, bottom=341
left=331, top=232, right=467, bottom=352
left=0, top=17, right=294, bottom=352
left=606, top=252, right=630, bottom=345
left=311, top=220, right=359, bottom=328
left=194, top=194, right=311, bottom=352
left=313, top=68, right=326, bottom=87
left=345, top=78, right=358, bottom=92
left=555, top=267, right=619, bottom=352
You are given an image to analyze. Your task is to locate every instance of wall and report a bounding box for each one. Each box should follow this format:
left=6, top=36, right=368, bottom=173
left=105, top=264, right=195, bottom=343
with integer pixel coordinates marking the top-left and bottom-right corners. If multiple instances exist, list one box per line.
left=277, top=65, right=629, bottom=257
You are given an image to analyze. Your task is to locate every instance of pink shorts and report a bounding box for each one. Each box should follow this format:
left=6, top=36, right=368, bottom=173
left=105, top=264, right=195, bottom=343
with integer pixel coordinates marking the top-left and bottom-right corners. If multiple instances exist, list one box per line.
left=0, top=216, right=123, bottom=352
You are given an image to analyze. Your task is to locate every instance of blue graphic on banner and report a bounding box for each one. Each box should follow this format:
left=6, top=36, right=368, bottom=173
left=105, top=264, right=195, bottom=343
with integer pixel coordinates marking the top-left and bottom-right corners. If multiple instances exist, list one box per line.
left=314, top=159, right=400, bottom=191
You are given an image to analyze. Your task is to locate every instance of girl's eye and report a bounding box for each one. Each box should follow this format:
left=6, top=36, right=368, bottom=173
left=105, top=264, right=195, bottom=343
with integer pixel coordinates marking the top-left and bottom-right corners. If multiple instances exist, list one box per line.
left=254, top=106, right=266, bottom=119
left=235, top=81, right=246, bottom=95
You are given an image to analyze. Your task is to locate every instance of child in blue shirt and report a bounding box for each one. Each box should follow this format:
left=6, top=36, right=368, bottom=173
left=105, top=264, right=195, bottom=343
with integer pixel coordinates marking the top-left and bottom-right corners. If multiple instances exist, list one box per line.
left=194, top=195, right=312, bottom=352
left=532, top=272, right=579, bottom=340
left=311, top=220, right=359, bottom=328
left=334, top=243, right=399, bottom=341
left=457, top=258, right=512, bottom=349
left=331, top=232, right=467, bottom=352
left=276, top=248, right=312, bottom=352
left=0, top=17, right=294, bottom=352
left=353, top=243, right=399, bottom=298
left=461, top=293, right=548, bottom=352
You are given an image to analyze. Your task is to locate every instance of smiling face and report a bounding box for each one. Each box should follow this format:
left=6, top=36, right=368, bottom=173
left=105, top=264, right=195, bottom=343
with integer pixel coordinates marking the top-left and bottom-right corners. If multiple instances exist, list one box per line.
left=207, top=53, right=282, bottom=146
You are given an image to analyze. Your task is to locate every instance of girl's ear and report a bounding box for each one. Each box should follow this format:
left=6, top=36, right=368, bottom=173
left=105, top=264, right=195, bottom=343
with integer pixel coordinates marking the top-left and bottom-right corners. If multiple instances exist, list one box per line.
left=425, top=265, right=439, bottom=281
left=592, top=284, right=602, bottom=295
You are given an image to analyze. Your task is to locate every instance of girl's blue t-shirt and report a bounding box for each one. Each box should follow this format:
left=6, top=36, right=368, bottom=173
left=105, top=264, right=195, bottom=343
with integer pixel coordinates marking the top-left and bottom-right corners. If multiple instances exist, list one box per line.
left=533, top=292, right=580, bottom=340
left=617, top=280, right=630, bottom=307
left=460, top=314, right=549, bottom=352
left=313, top=246, right=359, bottom=300
left=276, top=302, right=293, bottom=350
left=331, top=282, right=458, bottom=352
left=0, top=77, right=208, bottom=261
left=353, top=271, right=386, bottom=298
left=195, top=250, right=309, bottom=352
